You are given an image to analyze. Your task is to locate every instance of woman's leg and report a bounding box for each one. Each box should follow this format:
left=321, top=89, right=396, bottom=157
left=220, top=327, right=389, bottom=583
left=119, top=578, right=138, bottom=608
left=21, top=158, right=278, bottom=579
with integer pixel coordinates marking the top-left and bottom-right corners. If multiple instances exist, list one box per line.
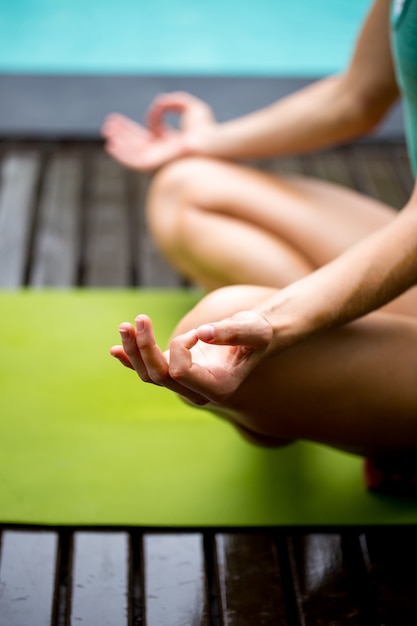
left=173, top=285, right=417, bottom=457
left=147, top=157, right=417, bottom=316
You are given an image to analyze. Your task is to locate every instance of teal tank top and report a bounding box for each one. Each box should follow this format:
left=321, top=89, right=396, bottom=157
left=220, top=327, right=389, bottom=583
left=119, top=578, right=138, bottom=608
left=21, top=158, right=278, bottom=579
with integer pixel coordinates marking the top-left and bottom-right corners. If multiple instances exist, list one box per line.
left=391, top=0, right=417, bottom=176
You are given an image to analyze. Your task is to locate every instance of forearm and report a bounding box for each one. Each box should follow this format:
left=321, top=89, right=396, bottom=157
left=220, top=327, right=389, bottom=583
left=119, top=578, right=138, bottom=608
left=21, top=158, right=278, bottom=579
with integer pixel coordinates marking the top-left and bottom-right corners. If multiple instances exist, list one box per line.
left=255, top=197, right=417, bottom=352
left=186, top=74, right=384, bottom=161
left=186, top=0, right=399, bottom=163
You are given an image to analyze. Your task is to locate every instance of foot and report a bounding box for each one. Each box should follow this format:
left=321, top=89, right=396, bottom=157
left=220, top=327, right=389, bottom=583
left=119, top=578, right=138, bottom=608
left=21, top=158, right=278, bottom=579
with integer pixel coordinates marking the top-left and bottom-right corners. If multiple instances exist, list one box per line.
left=364, top=455, right=417, bottom=497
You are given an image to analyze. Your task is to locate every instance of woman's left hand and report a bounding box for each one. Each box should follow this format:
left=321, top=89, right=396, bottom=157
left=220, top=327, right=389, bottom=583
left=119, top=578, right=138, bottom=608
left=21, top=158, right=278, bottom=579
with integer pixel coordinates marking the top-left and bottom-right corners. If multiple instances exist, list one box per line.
left=110, top=311, right=273, bottom=406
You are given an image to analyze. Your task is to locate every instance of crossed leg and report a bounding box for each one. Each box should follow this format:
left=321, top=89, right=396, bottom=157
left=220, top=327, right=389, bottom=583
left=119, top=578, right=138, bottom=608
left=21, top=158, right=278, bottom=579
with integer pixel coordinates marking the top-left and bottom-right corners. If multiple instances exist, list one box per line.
left=172, top=285, right=417, bottom=459
left=145, top=156, right=417, bottom=481
left=147, top=156, right=417, bottom=315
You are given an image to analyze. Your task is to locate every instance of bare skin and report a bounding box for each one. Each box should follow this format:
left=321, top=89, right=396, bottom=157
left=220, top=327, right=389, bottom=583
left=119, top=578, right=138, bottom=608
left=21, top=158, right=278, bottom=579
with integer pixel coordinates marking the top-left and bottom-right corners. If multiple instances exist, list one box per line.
left=105, top=0, right=417, bottom=467
left=145, top=156, right=417, bottom=317
left=102, top=1, right=417, bottom=315
left=111, top=285, right=417, bottom=456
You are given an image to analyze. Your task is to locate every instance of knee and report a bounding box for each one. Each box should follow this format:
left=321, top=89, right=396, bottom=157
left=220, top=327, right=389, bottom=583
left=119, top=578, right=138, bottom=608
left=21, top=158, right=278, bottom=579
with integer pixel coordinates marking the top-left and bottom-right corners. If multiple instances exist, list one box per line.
left=148, top=157, right=200, bottom=207
left=172, top=284, right=276, bottom=336
left=146, top=157, right=212, bottom=250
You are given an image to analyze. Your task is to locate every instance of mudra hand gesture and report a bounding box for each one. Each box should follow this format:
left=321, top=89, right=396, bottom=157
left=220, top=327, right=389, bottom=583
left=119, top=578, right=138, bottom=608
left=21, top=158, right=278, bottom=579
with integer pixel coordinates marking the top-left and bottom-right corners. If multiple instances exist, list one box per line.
left=110, top=310, right=273, bottom=407
left=102, top=92, right=215, bottom=171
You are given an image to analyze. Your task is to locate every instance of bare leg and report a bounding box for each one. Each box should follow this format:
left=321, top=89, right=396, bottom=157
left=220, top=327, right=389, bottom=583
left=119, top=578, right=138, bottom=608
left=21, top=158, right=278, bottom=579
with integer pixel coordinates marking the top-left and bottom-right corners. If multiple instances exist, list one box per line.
left=147, top=157, right=417, bottom=316
left=173, top=285, right=417, bottom=457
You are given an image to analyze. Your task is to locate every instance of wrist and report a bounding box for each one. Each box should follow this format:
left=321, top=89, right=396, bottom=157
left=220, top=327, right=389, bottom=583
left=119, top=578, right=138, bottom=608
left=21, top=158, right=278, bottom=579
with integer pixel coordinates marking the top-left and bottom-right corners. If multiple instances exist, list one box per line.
left=255, top=284, right=319, bottom=353
left=181, top=124, right=219, bottom=158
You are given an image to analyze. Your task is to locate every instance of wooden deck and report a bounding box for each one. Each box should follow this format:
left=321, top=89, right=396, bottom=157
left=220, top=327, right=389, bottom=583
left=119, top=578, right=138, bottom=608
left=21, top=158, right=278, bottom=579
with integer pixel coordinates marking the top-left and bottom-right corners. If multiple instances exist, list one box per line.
left=0, top=139, right=413, bottom=289
left=1, top=138, right=417, bottom=625
left=2, top=526, right=417, bottom=626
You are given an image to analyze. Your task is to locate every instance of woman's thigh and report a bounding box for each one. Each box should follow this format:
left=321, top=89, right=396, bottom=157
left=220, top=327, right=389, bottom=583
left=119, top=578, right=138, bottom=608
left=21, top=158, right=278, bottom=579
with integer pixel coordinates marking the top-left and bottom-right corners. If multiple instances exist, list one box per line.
left=152, top=157, right=397, bottom=267
left=152, top=157, right=417, bottom=315
left=175, top=285, right=417, bottom=456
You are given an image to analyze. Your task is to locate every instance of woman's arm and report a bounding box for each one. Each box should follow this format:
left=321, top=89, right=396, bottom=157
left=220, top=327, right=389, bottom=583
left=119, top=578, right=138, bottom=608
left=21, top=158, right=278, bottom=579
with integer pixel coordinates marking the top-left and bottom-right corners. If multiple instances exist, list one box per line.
left=103, top=0, right=398, bottom=170
left=183, top=183, right=417, bottom=401
left=208, top=182, right=417, bottom=353
left=183, top=0, right=399, bottom=160
left=112, top=182, right=417, bottom=406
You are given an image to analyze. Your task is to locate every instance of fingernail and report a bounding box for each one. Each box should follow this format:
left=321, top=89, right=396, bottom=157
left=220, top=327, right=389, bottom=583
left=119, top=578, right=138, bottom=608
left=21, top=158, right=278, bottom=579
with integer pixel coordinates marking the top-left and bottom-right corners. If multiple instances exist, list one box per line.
left=135, top=317, right=145, bottom=332
left=198, top=324, right=215, bottom=342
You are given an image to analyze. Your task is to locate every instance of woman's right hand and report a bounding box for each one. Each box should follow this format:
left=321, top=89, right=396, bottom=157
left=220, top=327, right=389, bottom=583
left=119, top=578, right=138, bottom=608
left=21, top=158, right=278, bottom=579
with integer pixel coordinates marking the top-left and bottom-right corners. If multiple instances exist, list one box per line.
left=102, top=92, right=215, bottom=171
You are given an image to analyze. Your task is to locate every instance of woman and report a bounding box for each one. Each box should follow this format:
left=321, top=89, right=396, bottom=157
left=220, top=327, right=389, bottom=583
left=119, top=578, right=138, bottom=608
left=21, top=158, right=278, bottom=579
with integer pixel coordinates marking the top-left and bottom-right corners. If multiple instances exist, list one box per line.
left=103, top=0, right=417, bottom=493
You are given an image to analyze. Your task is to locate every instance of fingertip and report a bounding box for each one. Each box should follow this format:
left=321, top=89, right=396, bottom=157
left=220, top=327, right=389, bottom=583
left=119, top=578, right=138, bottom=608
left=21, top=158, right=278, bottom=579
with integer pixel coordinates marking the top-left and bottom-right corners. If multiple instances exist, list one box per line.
left=110, top=344, right=124, bottom=358
left=170, top=327, right=199, bottom=351
left=118, top=323, right=135, bottom=343
left=135, top=314, right=151, bottom=333
left=101, top=113, right=117, bottom=131
left=135, top=313, right=150, bottom=322
left=109, top=346, right=134, bottom=370
left=197, top=324, right=215, bottom=342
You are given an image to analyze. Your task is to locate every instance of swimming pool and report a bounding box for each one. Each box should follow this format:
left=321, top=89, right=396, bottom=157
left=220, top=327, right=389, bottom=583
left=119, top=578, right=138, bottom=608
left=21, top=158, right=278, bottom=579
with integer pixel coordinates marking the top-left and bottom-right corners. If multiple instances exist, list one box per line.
left=2, top=0, right=401, bottom=140
left=0, top=0, right=372, bottom=76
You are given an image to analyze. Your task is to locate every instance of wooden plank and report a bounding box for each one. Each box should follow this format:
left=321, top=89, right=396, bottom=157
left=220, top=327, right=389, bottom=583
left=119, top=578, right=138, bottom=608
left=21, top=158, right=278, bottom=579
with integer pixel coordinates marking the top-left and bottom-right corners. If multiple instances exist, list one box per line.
left=215, top=533, right=288, bottom=626
left=124, top=169, right=142, bottom=286
left=140, top=236, right=185, bottom=287
left=133, top=171, right=184, bottom=287
left=0, top=530, right=58, bottom=626
left=69, top=531, right=129, bottom=626
left=266, top=156, right=307, bottom=177
left=0, top=153, right=40, bottom=287
left=83, top=153, right=132, bottom=286
left=306, top=148, right=356, bottom=189
left=30, top=154, right=83, bottom=286
left=143, top=533, right=209, bottom=626
left=288, top=533, right=366, bottom=625
left=361, top=530, right=417, bottom=625
left=391, top=143, right=415, bottom=196
left=348, top=145, right=408, bottom=208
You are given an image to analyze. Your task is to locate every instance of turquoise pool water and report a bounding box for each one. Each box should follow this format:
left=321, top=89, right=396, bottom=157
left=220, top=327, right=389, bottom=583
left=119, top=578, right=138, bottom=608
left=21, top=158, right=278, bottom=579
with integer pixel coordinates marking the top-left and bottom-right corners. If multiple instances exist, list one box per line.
left=0, top=0, right=372, bottom=76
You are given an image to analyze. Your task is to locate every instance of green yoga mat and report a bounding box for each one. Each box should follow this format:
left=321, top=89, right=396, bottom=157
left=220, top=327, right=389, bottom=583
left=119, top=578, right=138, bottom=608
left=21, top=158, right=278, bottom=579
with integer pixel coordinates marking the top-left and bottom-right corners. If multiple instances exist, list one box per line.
left=1, top=289, right=417, bottom=527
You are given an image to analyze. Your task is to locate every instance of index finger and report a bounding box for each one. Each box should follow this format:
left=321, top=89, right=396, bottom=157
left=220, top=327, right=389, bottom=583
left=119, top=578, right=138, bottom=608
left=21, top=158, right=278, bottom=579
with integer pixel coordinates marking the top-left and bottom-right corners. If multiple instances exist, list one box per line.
left=146, top=92, right=194, bottom=135
left=168, top=331, right=227, bottom=402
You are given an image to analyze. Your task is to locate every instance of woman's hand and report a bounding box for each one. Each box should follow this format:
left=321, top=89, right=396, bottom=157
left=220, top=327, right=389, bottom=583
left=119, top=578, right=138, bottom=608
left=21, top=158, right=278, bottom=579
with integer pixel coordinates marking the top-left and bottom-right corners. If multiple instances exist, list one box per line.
left=110, top=310, right=273, bottom=406
left=146, top=91, right=215, bottom=135
left=102, top=92, right=215, bottom=171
